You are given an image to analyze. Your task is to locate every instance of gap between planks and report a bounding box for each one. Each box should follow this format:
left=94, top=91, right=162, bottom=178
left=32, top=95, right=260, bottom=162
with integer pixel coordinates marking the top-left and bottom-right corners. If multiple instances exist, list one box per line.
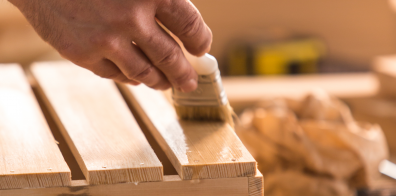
left=0, top=64, right=71, bottom=189
left=30, top=62, right=163, bottom=185
left=0, top=62, right=263, bottom=195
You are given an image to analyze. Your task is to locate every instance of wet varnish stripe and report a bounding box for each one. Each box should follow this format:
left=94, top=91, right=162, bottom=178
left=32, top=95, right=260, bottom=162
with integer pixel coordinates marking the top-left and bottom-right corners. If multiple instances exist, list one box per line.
left=119, top=83, right=257, bottom=180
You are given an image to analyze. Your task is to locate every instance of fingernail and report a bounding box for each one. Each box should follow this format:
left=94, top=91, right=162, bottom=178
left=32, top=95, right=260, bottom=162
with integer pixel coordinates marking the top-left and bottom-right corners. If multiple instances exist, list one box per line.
left=179, top=79, right=197, bottom=93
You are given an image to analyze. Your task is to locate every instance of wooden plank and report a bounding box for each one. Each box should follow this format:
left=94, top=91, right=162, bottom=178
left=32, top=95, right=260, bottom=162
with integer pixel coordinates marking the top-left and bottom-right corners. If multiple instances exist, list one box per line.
left=0, top=64, right=71, bottom=189
left=118, top=84, right=257, bottom=180
left=0, top=174, right=250, bottom=196
left=222, top=73, right=378, bottom=112
left=248, top=170, right=264, bottom=196
left=373, top=55, right=396, bottom=98
left=31, top=62, right=163, bottom=185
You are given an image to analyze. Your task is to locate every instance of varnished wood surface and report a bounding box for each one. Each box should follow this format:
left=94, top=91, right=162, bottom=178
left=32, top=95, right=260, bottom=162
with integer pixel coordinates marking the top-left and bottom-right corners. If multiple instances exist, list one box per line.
left=0, top=64, right=71, bottom=189
left=31, top=62, right=163, bottom=185
left=119, top=84, right=257, bottom=180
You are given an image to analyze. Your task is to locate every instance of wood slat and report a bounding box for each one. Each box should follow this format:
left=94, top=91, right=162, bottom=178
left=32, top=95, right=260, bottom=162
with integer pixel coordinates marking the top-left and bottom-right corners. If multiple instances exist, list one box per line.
left=0, top=64, right=71, bottom=189
left=31, top=62, right=163, bottom=185
left=1, top=174, right=252, bottom=196
left=223, top=73, right=378, bottom=100
left=118, top=84, right=257, bottom=180
left=222, top=73, right=379, bottom=112
left=373, top=55, right=396, bottom=98
left=248, top=170, right=264, bottom=196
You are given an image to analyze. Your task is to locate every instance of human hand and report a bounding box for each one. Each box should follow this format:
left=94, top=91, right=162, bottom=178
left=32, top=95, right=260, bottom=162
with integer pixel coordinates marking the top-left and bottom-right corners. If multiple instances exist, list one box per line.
left=9, top=0, right=212, bottom=92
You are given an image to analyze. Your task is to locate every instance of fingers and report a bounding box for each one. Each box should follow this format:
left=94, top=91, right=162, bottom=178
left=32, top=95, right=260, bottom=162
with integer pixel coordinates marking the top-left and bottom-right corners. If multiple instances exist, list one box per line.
left=133, top=20, right=198, bottom=92
left=87, top=59, right=141, bottom=85
left=106, top=41, right=171, bottom=90
left=156, top=0, right=212, bottom=56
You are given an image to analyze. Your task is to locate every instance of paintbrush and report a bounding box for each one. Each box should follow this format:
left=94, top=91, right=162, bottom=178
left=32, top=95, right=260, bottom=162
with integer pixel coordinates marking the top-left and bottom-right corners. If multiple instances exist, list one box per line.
left=172, top=51, right=235, bottom=127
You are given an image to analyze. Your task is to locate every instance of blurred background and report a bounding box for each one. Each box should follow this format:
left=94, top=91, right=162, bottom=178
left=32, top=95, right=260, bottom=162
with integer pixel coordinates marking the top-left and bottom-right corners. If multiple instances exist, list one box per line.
left=2, top=0, right=396, bottom=195
left=2, top=0, right=396, bottom=70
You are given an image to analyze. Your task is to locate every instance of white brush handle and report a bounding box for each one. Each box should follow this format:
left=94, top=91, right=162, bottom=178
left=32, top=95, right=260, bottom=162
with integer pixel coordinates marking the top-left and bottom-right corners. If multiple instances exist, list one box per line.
left=184, top=52, right=218, bottom=75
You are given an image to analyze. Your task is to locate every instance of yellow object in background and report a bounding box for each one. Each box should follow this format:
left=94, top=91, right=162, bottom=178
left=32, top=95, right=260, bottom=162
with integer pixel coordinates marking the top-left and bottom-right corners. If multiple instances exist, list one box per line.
left=226, top=38, right=326, bottom=76
left=255, top=50, right=288, bottom=75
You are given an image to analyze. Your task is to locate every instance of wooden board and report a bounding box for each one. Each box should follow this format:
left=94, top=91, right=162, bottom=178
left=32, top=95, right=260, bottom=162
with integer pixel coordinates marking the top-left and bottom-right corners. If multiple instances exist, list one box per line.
left=31, top=62, right=163, bottom=185
left=222, top=73, right=378, bottom=112
left=0, top=64, right=71, bottom=189
left=118, top=84, right=257, bottom=180
left=249, top=170, right=264, bottom=196
left=373, top=55, right=396, bottom=98
left=0, top=172, right=266, bottom=196
left=0, top=171, right=263, bottom=196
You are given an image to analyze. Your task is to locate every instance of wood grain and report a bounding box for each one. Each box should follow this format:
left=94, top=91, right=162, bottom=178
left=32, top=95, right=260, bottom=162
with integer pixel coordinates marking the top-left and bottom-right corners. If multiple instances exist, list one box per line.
left=249, top=170, right=264, bottom=196
left=118, top=83, right=257, bottom=180
left=31, top=62, right=163, bottom=185
left=0, top=174, right=252, bottom=196
left=0, top=64, right=71, bottom=189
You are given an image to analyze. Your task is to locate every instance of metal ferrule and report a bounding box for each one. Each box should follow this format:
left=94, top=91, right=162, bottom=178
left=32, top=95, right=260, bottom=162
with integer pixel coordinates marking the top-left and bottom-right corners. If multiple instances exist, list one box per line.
left=172, top=70, right=228, bottom=106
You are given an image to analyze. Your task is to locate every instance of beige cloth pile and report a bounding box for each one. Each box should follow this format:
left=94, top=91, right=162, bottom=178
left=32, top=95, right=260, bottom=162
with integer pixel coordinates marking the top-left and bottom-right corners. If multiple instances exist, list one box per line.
left=236, top=90, right=388, bottom=196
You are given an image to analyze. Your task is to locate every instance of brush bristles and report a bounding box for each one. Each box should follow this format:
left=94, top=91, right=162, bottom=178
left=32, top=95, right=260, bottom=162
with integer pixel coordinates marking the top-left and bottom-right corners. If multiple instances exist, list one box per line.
left=175, top=103, right=235, bottom=128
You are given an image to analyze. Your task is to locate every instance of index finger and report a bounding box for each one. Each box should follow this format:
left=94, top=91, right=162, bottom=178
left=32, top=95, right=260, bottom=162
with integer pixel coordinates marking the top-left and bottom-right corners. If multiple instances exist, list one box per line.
left=156, top=0, right=212, bottom=56
left=132, top=19, right=198, bottom=92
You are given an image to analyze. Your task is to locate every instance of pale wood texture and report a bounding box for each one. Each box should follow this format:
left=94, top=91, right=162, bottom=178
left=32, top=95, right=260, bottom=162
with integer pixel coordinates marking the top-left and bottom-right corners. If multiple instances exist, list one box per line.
left=222, top=73, right=378, bottom=112
left=0, top=64, right=71, bottom=189
left=118, top=84, right=257, bottom=180
left=31, top=62, right=163, bottom=185
left=0, top=174, right=255, bottom=196
left=373, top=55, right=396, bottom=98
left=249, top=170, right=264, bottom=196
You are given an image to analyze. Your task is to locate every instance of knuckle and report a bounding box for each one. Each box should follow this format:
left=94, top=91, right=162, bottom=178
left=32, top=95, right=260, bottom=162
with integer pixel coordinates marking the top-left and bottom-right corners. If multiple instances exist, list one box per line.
left=155, top=46, right=180, bottom=67
left=159, top=0, right=172, bottom=7
left=180, top=13, right=202, bottom=38
left=133, top=19, right=152, bottom=40
left=123, top=64, right=151, bottom=80
left=89, top=33, right=119, bottom=50
left=133, top=66, right=153, bottom=81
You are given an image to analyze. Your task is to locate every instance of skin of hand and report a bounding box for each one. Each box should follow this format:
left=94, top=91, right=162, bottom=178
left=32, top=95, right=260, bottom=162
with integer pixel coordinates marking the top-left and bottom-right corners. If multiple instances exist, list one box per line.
left=8, top=0, right=213, bottom=92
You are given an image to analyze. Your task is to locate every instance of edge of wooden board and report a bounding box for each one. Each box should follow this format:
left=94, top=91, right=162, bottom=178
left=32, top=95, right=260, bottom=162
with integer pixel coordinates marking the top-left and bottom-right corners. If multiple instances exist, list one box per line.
left=248, top=170, right=264, bottom=196
left=0, top=174, right=250, bottom=196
